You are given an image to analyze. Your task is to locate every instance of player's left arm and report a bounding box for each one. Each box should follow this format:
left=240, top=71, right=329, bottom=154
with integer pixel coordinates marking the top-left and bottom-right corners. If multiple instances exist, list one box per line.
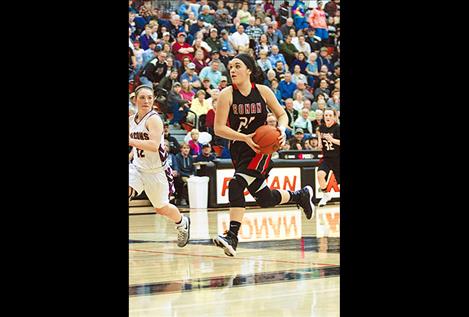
left=129, top=115, right=162, bottom=152
left=257, top=84, right=288, bottom=145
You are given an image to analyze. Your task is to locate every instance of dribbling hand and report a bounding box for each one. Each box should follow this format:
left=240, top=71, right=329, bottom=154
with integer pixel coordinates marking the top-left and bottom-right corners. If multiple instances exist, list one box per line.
left=244, top=132, right=260, bottom=154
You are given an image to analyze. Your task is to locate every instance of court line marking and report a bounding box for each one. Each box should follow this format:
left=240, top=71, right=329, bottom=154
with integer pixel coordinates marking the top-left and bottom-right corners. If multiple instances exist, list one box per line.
left=129, top=248, right=339, bottom=267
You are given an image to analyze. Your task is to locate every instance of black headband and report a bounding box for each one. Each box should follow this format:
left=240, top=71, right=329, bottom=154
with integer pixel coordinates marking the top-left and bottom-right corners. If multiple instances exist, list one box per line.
left=234, top=53, right=255, bottom=72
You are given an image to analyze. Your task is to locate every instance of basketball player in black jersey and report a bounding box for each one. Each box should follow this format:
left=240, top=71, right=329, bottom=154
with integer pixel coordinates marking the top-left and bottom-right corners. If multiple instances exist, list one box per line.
left=317, top=109, right=340, bottom=207
left=212, top=53, right=316, bottom=257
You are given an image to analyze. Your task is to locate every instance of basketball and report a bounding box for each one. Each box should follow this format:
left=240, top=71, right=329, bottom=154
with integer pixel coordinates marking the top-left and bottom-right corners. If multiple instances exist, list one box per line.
left=253, top=125, right=281, bottom=155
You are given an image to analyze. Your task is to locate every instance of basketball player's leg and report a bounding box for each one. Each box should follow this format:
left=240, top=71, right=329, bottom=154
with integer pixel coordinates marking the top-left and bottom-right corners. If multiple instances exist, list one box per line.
left=144, top=171, right=191, bottom=247
left=248, top=177, right=315, bottom=219
left=317, top=161, right=332, bottom=206
left=129, top=164, right=144, bottom=201
left=213, top=173, right=250, bottom=257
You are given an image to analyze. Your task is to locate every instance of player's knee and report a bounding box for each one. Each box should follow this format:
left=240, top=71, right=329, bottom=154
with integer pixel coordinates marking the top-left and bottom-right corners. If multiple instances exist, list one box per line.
left=253, top=187, right=281, bottom=208
left=317, top=170, right=327, bottom=179
left=155, top=204, right=169, bottom=215
left=228, top=176, right=247, bottom=208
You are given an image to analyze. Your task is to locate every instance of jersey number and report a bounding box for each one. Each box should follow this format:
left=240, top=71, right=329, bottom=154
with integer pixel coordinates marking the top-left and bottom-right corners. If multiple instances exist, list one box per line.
left=136, top=149, right=145, bottom=158
left=237, top=116, right=255, bottom=132
left=324, top=141, right=334, bottom=151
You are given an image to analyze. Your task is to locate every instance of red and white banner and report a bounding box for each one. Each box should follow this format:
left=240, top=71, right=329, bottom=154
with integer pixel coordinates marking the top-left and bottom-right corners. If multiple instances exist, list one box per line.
left=217, top=208, right=302, bottom=242
left=216, top=167, right=302, bottom=204
left=314, top=167, right=340, bottom=199
left=316, top=205, right=340, bottom=238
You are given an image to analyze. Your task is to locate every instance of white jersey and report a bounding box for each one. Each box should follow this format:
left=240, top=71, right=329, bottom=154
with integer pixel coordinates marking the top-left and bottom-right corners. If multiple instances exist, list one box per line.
left=129, top=110, right=167, bottom=170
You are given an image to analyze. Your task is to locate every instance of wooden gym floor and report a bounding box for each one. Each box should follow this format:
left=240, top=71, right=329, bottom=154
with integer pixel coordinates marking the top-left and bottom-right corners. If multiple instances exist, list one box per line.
left=129, top=204, right=340, bottom=316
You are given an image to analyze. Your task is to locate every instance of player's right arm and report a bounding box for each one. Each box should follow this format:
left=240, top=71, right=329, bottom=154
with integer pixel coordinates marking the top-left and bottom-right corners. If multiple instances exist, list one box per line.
left=214, top=87, right=260, bottom=153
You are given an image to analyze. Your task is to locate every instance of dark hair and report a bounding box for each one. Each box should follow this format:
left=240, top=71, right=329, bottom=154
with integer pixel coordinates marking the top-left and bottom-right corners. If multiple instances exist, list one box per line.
left=233, top=53, right=265, bottom=84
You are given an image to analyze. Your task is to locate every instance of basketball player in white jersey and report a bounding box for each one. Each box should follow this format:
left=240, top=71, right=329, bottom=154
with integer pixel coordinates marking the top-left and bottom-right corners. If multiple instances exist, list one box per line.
left=129, top=85, right=190, bottom=247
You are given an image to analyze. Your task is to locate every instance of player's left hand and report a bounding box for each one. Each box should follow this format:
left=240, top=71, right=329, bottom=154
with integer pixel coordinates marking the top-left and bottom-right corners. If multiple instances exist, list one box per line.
left=277, top=126, right=287, bottom=146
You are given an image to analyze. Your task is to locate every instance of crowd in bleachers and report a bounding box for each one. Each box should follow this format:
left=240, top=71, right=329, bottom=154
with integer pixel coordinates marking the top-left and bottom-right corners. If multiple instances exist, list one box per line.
left=129, top=0, right=340, bottom=205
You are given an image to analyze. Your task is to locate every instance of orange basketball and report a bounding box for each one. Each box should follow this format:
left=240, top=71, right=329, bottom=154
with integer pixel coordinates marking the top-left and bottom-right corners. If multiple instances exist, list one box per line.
left=253, top=125, right=281, bottom=155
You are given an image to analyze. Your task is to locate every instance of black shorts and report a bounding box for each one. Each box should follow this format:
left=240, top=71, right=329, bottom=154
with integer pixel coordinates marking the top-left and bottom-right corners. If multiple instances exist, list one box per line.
left=230, top=141, right=273, bottom=180
left=318, top=157, right=340, bottom=184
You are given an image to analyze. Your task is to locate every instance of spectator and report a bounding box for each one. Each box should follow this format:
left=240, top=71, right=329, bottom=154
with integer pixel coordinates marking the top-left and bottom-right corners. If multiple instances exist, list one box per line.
left=175, top=143, right=195, bottom=206
left=193, top=49, right=208, bottom=74
left=257, top=50, right=273, bottom=74
left=199, top=4, right=216, bottom=26
left=172, top=32, right=194, bottom=63
left=168, top=15, right=186, bottom=41
left=270, top=78, right=283, bottom=105
left=291, top=0, right=309, bottom=30
left=266, top=23, right=281, bottom=47
left=180, top=79, right=196, bottom=102
left=189, top=16, right=207, bottom=37
left=327, top=89, right=340, bottom=111
left=195, top=143, right=217, bottom=162
left=139, top=24, right=154, bottom=50
left=199, top=60, right=222, bottom=88
left=317, top=46, right=334, bottom=73
left=294, top=108, right=313, bottom=134
left=311, top=109, right=325, bottom=133
left=206, top=28, right=222, bottom=52
left=220, top=30, right=236, bottom=57
left=284, top=98, right=299, bottom=131
left=218, top=46, right=232, bottom=68
left=229, top=24, right=250, bottom=53
left=210, top=50, right=228, bottom=76
left=294, top=35, right=312, bottom=57
left=280, top=18, right=295, bottom=38
left=293, top=80, right=315, bottom=103
left=255, top=34, right=272, bottom=59
left=278, top=0, right=290, bottom=26
left=308, top=1, right=328, bottom=40
left=305, top=28, right=323, bottom=52
left=200, top=78, right=213, bottom=99
left=288, top=128, right=309, bottom=150
left=245, top=17, right=264, bottom=45
left=280, top=35, right=299, bottom=66
left=263, top=69, right=277, bottom=87
left=180, top=62, right=202, bottom=89
left=308, top=135, right=320, bottom=150
left=218, top=75, right=229, bottom=90
left=168, top=82, right=190, bottom=127
left=215, top=1, right=234, bottom=31
left=192, top=35, right=212, bottom=61
left=158, top=68, right=180, bottom=93
left=325, top=0, right=339, bottom=18
left=178, top=0, right=198, bottom=21
left=236, top=2, right=252, bottom=26
left=187, top=90, right=210, bottom=125
left=264, top=0, right=277, bottom=19
left=164, top=122, right=181, bottom=155
left=206, top=88, right=220, bottom=110
left=314, top=79, right=331, bottom=99
left=141, top=41, right=159, bottom=68
left=140, top=50, right=168, bottom=87
left=312, top=93, right=327, bottom=109
left=188, top=129, right=203, bottom=157
left=279, top=72, right=297, bottom=100
left=306, top=52, right=319, bottom=87
left=291, top=64, right=308, bottom=85
left=291, top=51, right=308, bottom=74
left=293, top=90, right=305, bottom=111
left=269, top=45, right=288, bottom=71
left=273, top=61, right=286, bottom=81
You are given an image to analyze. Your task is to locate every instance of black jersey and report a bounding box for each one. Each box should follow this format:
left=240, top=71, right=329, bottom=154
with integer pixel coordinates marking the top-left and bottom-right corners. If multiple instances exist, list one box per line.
left=228, top=83, right=268, bottom=137
left=318, top=123, right=340, bottom=159
left=228, top=83, right=272, bottom=178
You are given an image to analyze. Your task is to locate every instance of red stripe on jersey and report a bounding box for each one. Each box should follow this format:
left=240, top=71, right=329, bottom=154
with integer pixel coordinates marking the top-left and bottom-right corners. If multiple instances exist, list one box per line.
left=248, top=153, right=263, bottom=170
left=261, top=154, right=271, bottom=174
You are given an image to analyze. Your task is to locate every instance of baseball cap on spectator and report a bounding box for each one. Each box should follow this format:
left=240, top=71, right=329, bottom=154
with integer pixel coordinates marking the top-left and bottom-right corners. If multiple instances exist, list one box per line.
left=177, top=32, right=187, bottom=38
left=154, top=44, right=163, bottom=52
left=211, top=50, right=219, bottom=55
left=221, top=46, right=228, bottom=51
left=220, top=29, right=228, bottom=35
left=173, top=82, right=181, bottom=87
left=320, top=47, right=328, bottom=52
left=187, top=63, right=196, bottom=69
left=210, top=28, right=218, bottom=33
left=202, top=77, right=210, bottom=81
left=148, top=39, right=156, bottom=46
left=163, top=32, right=170, bottom=37
left=295, top=128, right=304, bottom=134
left=310, top=133, right=318, bottom=139
left=220, top=76, right=227, bottom=82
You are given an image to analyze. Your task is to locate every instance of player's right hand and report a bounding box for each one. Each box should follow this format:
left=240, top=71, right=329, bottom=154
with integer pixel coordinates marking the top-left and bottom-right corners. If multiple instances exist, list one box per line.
left=244, top=132, right=260, bottom=154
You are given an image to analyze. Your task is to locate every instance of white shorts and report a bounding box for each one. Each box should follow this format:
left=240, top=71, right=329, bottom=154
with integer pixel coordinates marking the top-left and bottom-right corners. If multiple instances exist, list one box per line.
left=129, top=164, right=170, bottom=209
